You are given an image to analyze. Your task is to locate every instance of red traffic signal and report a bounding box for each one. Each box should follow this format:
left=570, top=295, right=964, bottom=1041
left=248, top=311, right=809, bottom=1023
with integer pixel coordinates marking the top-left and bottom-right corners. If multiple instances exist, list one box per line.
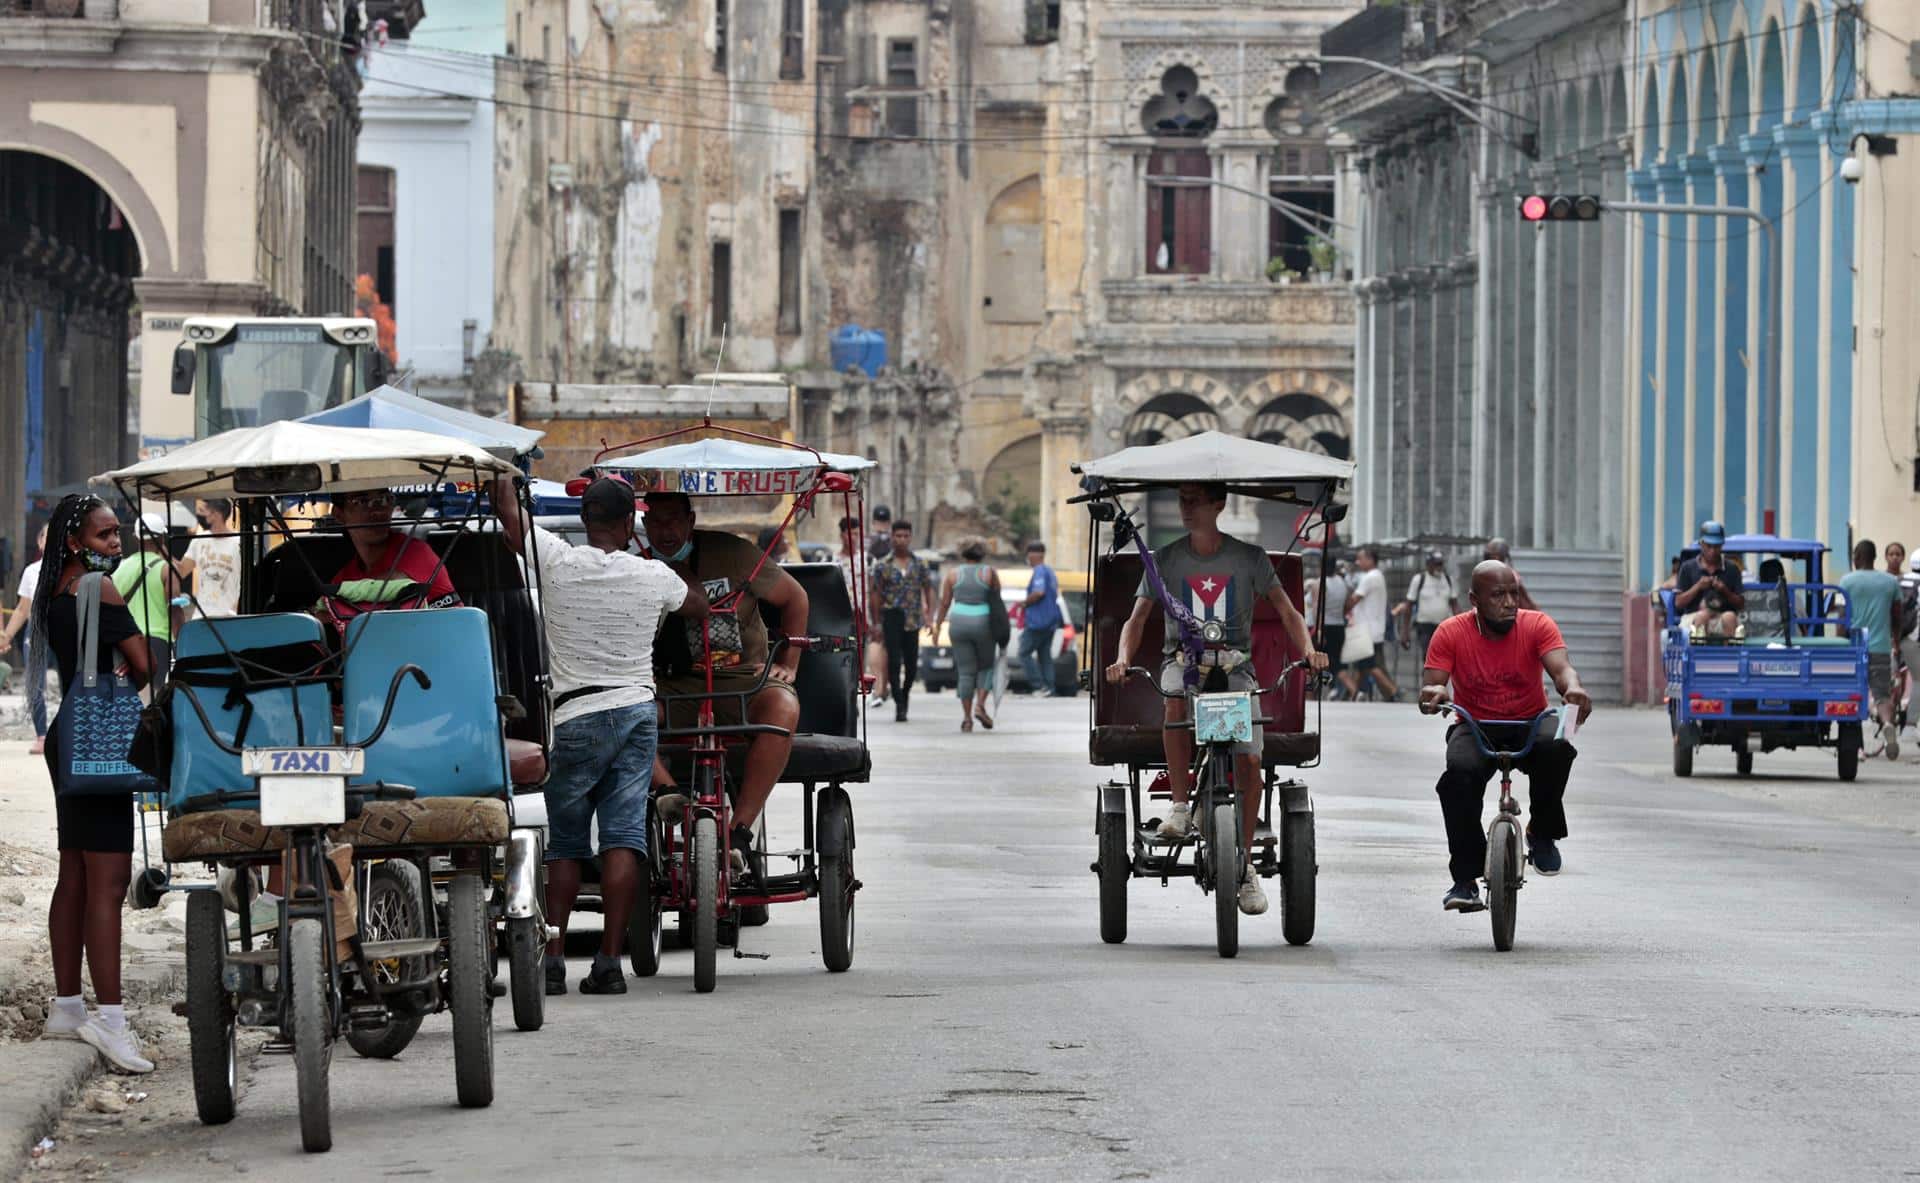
left=1518, top=193, right=1601, bottom=222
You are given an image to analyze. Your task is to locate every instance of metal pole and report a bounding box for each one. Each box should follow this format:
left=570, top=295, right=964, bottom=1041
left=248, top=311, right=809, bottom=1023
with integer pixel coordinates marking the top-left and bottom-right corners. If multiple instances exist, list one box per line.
left=1604, top=200, right=1780, bottom=528
left=1532, top=222, right=1549, bottom=546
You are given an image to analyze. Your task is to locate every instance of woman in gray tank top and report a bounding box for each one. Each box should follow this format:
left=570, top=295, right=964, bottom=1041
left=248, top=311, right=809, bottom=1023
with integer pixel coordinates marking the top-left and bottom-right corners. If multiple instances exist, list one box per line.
left=935, top=540, right=1002, bottom=731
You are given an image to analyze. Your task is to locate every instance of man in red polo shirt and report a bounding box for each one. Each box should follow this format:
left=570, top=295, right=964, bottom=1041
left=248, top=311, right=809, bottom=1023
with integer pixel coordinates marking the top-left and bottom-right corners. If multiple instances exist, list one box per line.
left=324, top=488, right=460, bottom=633
left=1418, top=561, right=1592, bottom=913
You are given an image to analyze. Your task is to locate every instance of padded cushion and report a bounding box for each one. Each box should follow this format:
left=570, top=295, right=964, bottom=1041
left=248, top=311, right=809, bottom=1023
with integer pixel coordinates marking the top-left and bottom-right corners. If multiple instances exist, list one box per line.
left=1089, top=725, right=1319, bottom=769
left=167, top=614, right=334, bottom=814
left=331, top=797, right=510, bottom=849
left=163, top=809, right=289, bottom=862
left=343, top=607, right=509, bottom=799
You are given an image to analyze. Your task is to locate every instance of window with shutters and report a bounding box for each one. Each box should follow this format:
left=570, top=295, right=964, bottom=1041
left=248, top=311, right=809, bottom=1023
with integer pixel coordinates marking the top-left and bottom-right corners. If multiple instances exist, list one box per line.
left=356, top=166, right=396, bottom=313
left=1145, top=149, right=1211, bottom=276
left=779, top=0, right=804, bottom=80
left=1024, top=0, right=1060, bottom=44
left=884, top=39, right=918, bottom=137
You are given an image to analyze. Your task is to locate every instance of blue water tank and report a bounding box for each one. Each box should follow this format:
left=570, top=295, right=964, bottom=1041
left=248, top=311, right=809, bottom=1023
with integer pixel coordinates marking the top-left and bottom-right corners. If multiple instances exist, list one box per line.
left=829, top=324, right=888, bottom=378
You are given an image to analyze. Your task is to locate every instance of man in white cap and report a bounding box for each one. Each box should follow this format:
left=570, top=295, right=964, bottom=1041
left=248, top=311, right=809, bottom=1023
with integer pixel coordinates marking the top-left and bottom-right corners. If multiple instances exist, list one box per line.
left=111, top=510, right=182, bottom=686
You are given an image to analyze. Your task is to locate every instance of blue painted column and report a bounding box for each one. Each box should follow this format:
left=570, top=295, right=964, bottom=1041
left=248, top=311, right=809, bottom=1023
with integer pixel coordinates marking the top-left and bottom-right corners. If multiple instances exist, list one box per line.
left=1773, top=125, right=1824, bottom=542
left=1629, top=166, right=1661, bottom=587
left=1740, top=132, right=1785, bottom=530
left=1709, top=145, right=1751, bottom=534
left=1654, top=161, right=1689, bottom=574
left=1813, top=112, right=1857, bottom=549
left=1685, top=154, right=1718, bottom=536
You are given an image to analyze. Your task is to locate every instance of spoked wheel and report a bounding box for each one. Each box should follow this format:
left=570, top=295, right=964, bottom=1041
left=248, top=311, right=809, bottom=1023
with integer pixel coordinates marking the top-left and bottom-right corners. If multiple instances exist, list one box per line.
left=347, top=861, right=427, bottom=1058
left=1096, top=807, right=1129, bottom=945
left=185, top=890, right=237, bottom=1126
left=288, top=917, right=333, bottom=1153
left=1486, top=818, right=1520, bottom=952
left=1837, top=722, right=1862, bottom=781
left=447, top=873, right=495, bottom=1108
left=1673, top=722, right=1697, bottom=778
left=691, top=815, right=720, bottom=994
left=1211, top=800, right=1239, bottom=959
left=506, top=917, right=545, bottom=1032
left=627, top=861, right=664, bottom=978
left=1280, top=810, right=1316, bottom=947
left=818, top=787, right=856, bottom=973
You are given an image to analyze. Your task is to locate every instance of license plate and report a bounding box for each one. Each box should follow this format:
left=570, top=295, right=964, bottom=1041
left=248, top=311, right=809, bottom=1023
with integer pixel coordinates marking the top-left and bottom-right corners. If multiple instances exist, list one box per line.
left=1751, top=660, right=1801, bottom=677
left=929, top=657, right=955, bottom=670
left=243, top=748, right=365, bottom=777
left=1193, top=692, right=1255, bottom=745
left=257, top=776, right=346, bottom=827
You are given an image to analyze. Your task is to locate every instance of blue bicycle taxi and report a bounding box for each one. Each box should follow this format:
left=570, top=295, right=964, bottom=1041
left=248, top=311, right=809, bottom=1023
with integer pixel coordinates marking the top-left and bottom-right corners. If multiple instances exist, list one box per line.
left=102, top=422, right=555, bottom=1151
left=1659, top=534, right=1870, bottom=780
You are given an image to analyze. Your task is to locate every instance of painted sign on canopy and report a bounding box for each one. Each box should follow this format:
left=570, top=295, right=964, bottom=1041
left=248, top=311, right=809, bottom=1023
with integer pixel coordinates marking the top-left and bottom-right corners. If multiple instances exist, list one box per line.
left=629, top=467, right=820, bottom=496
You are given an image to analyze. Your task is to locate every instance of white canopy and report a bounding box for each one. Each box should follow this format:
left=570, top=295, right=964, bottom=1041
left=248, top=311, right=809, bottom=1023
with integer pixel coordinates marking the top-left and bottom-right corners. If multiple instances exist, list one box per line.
left=598, top=437, right=875, bottom=496
left=1074, top=431, right=1355, bottom=488
left=98, top=421, right=517, bottom=498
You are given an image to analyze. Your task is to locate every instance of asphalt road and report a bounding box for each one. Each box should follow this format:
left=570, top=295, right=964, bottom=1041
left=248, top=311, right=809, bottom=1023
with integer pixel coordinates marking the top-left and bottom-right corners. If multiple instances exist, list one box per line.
left=29, top=698, right=1920, bottom=1180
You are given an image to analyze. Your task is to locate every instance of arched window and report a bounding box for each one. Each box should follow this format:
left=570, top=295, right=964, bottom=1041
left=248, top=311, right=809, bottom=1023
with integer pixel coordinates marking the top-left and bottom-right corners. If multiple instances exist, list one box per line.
left=984, top=177, right=1043, bottom=324
left=1142, top=67, right=1217, bottom=276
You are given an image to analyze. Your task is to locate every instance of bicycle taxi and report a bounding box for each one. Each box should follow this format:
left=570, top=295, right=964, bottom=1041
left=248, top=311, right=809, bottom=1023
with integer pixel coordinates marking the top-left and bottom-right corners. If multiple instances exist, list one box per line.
left=589, top=426, right=872, bottom=993
left=1070, top=432, right=1351, bottom=956
left=100, top=421, right=555, bottom=1152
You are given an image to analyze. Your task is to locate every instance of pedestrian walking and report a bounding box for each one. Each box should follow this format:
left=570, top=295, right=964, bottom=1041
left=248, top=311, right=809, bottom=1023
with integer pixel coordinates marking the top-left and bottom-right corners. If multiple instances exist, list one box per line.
left=110, top=512, right=180, bottom=687
left=1885, top=541, right=1907, bottom=578
left=490, top=476, right=706, bottom=995
left=1, top=523, right=50, bottom=752
left=1017, top=540, right=1061, bottom=696
left=177, top=498, right=241, bottom=619
left=31, top=494, right=156, bottom=1072
left=867, top=504, right=895, bottom=560
left=1394, top=550, right=1459, bottom=666
left=837, top=515, right=886, bottom=703
left=1839, top=539, right=1903, bottom=757
left=934, top=540, right=1002, bottom=731
left=1305, top=558, right=1351, bottom=698
left=1342, top=546, right=1400, bottom=702
left=870, top=519, right=935, bottom=722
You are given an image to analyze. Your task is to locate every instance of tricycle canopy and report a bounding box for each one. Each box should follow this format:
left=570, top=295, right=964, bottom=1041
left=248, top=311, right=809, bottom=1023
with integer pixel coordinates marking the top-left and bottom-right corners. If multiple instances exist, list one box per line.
left=297, top=384, right=546, bottom=461
left=97, top=421, right=517, bottom=498
left=1072, top=431, right=1354, bottom=504
left=596, top=437, right=876, bottom=496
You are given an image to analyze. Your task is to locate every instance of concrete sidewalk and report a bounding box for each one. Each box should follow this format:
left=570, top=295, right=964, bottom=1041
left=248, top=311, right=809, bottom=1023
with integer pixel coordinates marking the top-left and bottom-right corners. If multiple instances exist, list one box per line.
left=0, top=738, right=184, bottom=1178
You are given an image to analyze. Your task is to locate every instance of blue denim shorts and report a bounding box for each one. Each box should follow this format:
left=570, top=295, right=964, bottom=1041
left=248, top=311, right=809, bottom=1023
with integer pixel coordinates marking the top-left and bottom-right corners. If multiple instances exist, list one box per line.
left=544, top=700, right=657, bottom=861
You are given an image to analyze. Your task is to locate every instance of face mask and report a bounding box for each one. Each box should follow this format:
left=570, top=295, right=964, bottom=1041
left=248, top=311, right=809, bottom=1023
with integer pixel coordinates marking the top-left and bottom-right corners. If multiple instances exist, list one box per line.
left=658, top=538, right=693, bottom=564
left=79, top=550, right=119, bottom=574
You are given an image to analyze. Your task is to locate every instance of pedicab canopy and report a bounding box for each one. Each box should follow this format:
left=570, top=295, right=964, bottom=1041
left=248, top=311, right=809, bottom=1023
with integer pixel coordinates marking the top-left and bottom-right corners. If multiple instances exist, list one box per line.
left=596, top=437, right=876, bottom=497
left=1073, top=431, right=1354, bottom=504
left=297, top=384, right=546, bottom=461
left=97, top=421, right=517, bottom=499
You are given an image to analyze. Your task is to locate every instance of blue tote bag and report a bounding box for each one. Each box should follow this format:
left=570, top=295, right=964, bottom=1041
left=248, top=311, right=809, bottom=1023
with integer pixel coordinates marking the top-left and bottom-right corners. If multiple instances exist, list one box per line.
left=54, top=573, right=158, bottom=797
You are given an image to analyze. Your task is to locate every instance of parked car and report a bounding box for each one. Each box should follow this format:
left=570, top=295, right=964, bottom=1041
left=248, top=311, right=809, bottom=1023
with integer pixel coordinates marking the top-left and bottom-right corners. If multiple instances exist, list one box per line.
left=919, top=566, right=1085, bottom=696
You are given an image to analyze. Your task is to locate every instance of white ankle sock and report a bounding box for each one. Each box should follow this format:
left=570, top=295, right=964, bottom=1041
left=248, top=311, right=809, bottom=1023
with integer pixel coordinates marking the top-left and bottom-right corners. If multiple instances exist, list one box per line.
left=97, top=1004, right=126, bottom=1031
left=53, top=995, right=86, bottom=1019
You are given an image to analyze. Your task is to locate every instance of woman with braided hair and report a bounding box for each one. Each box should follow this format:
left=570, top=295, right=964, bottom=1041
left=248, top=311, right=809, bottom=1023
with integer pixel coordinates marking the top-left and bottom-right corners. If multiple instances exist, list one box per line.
left=29, top=494, right=154, bottom=1073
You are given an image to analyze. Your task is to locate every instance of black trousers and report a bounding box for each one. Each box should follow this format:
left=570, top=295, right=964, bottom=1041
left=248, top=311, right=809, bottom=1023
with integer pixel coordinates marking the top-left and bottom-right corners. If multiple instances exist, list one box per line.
left=881, top=608, right=919, bottom=708
left=1435, top=716, right=1576, bottom=886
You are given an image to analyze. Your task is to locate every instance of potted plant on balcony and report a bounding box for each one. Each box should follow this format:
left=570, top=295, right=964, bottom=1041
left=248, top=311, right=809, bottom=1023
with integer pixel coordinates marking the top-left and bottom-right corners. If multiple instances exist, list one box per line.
left=1266, top=256, right=1292, bottom=285
left=1307, top=236, right=1338, bottom=283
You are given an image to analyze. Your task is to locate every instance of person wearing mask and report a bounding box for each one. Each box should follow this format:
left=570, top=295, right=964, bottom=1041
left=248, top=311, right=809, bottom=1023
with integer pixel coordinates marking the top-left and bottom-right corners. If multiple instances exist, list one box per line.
left=1, top=523, right=51, bottom=753
left=175, top=499, right=242, bottom=620
left=1017, top=541, right=1062, bottom=697
left=1483, top=537, right=1539, bottom=611
left=1305, top=558, right=1351, bottom=700
left=491, top=477, right=705, bottom=996
left=1343, top=546, right=1400, bottom=703
left=1839, top=539, right=1903, bottom=758
left=867, top=504, right=895, bottom=561
left=1886, top=541, right=1908, bottom=579
left=30, top=495, right=155, bottom=1072
left=1395, top=550, right=1459, bottom=666
left=110, top=512, right=181, bottom=686
left=933, top=540, right=1003, bottom=732
left=869, top=519, right=935, bottom=722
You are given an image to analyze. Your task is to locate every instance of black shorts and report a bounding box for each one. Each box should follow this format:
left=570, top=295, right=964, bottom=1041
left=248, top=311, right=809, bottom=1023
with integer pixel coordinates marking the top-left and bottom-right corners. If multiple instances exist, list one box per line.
left=45, top=737, right=136, bottom=853
left=1321, top=625, right=1346, bottom=673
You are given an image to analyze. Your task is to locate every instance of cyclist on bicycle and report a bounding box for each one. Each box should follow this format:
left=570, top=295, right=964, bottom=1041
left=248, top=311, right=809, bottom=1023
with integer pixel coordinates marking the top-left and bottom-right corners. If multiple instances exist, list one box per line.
left=1104, top=481, right=1328, bottom=917
left=1417, top=561, right=1592, bottom=913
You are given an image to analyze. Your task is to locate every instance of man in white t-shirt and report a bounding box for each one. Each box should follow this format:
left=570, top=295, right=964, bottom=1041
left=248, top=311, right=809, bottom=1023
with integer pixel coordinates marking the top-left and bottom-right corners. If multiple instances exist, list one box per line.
left=0, top=524, right=49, bottom=750
left=1342, top=546, right=1400, bottom=702
left=491, top=475, right=707, bottom=997
left=1394, top=549, right=1458, bottom=666
left=177, top=498, right=242, bottom=619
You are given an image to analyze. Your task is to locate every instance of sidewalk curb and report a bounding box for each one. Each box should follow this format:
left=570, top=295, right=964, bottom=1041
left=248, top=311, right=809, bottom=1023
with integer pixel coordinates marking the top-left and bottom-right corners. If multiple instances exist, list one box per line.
left=0, top=1039, right=99, bottom=1175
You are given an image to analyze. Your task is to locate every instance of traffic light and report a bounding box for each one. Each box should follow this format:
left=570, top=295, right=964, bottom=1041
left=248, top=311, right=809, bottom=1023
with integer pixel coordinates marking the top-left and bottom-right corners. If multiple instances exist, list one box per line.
left=1517, top=194, right=1601, bottom=222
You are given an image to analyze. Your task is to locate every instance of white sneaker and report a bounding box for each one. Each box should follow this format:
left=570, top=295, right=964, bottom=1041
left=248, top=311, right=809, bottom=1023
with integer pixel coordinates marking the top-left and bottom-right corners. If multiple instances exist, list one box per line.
left=1237, top=866, right=1269, bottom=916
left=43, top=1006, right=89, bottom=1040
left=1156, top=803, right=1193, bottom=840
left=1883, top=725, right=1900, bottom=761
left=78, top=1019, right=154, bottom=1075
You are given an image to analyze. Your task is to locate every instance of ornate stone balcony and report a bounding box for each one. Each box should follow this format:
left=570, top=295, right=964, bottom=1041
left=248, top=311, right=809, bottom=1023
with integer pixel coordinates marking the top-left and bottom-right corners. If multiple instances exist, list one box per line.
left=1101, top=278, right=1354, bottom=327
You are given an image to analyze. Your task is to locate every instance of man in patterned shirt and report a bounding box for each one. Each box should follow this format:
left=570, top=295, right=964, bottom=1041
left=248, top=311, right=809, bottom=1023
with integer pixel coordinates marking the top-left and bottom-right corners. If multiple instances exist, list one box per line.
left=869, top=519, right=935, bottom=722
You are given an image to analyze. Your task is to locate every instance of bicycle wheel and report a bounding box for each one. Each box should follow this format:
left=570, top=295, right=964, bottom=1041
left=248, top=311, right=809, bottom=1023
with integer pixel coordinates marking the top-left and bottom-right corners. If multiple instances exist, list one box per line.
left=1097, top=806, right=1129, bottom=945
left=447, top=873, right=495, bottom=1108
left=818, top=786, right=856, bottom=973
left=627, top=860, right=664, bottom=978
left=347, top=861, right=427, bottom=1058
left=185, top=890, right=236, bottom=1126
left=288, top=917, right=332, bottom=1153
left=692, top=815, right=720, bottom=994
left=1280, top=809, right=1315, bottom=947
left=1486, top=818, right=1519, bottom=952
left=506, top=916, right=544, bottom=1032
left=1211, top=799, right=1239, bottom=960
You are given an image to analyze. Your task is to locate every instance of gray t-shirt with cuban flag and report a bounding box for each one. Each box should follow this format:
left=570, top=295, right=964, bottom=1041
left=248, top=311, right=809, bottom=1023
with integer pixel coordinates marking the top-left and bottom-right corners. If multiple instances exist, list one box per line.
left=1136, top=534, right=1278, bottom=655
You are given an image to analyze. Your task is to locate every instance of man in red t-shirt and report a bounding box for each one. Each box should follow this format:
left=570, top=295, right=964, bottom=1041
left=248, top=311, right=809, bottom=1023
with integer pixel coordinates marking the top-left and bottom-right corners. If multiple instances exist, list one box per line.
left=1418, top=561, right=1592, bottom=912
left=324, top=489, right=461, bottom=634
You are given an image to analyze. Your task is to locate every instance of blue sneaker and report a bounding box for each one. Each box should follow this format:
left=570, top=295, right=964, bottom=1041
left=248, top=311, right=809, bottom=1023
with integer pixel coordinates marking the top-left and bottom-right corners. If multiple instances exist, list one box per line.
left=1528, top=834, right=1562, bottom=876
left=1443, top=882, right=1486, bottom=912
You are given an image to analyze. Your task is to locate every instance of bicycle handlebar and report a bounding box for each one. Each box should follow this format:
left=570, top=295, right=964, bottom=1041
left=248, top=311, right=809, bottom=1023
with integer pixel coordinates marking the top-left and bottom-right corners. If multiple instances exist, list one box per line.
left=1439, top=704, right=1566, bottom=760
left=1119, top=657, right=1323, bottom=700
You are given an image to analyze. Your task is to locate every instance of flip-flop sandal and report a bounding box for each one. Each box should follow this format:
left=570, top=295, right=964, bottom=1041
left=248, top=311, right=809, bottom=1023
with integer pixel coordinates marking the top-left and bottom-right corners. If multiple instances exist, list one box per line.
left=961, top=717, right=973, bottom=732
left=976, top=711, right=994, bottom=730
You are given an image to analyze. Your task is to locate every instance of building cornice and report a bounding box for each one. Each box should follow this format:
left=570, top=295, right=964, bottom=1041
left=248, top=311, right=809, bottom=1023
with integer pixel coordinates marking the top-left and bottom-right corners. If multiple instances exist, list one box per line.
left=0, top=20, right=291, bottom=72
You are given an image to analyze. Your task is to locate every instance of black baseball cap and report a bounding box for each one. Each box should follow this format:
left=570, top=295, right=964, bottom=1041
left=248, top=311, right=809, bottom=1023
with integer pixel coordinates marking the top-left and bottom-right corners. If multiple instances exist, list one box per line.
left=580, top=476, right=637, bottom=525
left=872, top=504, right=892, bottom=522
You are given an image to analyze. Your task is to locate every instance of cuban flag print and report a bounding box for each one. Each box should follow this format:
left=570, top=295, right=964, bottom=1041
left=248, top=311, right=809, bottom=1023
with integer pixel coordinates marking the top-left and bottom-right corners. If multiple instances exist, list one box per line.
left=1185, top=573, right=1235, bottom=625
